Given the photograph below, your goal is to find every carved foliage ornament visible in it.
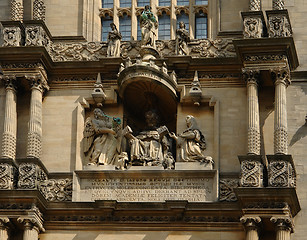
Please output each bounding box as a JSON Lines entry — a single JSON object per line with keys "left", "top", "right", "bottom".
{"left": 271, "top": 67, "right": 290, "bottom": 87}
{"left": 240, "top": 160, "right": 263, "bottom": 187}
{"left": 240, "top": 216, "right": 261, "bottom": 231}
{"left": 243, "top": 17, "right": 263, "bottom": 38}
{"left": 219, "top": 178, "right": 239, "bottom": 202}
{"left": 39, "top": 179, "right": 72, "bottom": 202}
{"left": 270, "top": 216, "right": 294, "bottom": 232}
{"left": 17, "top": 163, "right": 47, "bottom": 189}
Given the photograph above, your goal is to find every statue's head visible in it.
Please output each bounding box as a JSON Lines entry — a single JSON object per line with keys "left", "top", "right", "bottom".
{"left": 110, "top": 23, "right": 117, "bottom": 30}
{"left": 179, "top": 21, "right": 185, "bottom": 29}
{"left": 186, "top": 115, "right": 197, "bottom": 129}
{"left": 144, "top": 5, "right": 150, "bottom": 11}
{"left": 94, "top": 108, "right": 105, "bottom": 120}
{"left": 145, "top": 110, "right": 159, "bottom": 128}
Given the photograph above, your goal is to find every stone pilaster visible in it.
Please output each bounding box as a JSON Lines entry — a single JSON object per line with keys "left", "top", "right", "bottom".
{"left": 0, "top": 217, "right": 10, "bottom": 240}
{"left": 33, "top": 0, "right": 46, "bottom": 21}
{"left": 249, "top": 0, "right": 261, "bottom": 11}
{"left": 270, "top": 216, "right": 293, "bottom": 240}
{"left": 1, "top": 75, "right": 17, "bottom": 160}
{"left": 239, "top": 156, "right": 264, "bottom": 187}
{"left": 243, "top": 69, "right": 260, "bottom": 155}
{"left": 240, "top": 216, "right": 261, "bottom": 240}
{"left": 271, "top": 68, "right": 290, "bottom": 155}
{"left": 11, "top": 0, "right": 23, "bottom": 21}
{"left": 26, "top": 75, "right": 49, "bottom": 159}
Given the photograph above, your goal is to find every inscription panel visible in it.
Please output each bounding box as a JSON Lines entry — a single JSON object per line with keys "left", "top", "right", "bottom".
{"left": 79, "top": 177, "right": 213, "bottom": 202}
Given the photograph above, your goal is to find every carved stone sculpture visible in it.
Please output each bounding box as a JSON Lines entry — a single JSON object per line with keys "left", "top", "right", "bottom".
{"left": 170, "top": 115, "right": 213, "bottom": 166}
{"left": 175, "top": 21, "right": 190, "bottom": 55}
{"left": 3, "top": 27, "right": 22, "bottom": 46}
{"left": 140, "top": 5, "right": 158, "bottom": 48}
{"left": 124, "top": 110, "right": 172, "bottom": 167}
{"left": 83, "top": 108, "right": 122, "bottom": 165}
{"left": 107, "top": 23, "right": 122, "bottom": 57}
{"left": 243, "top": 16, "right": 263, "bottom": 38}
{"left": 268, "top": 14, "right": 292, "bottom": 38}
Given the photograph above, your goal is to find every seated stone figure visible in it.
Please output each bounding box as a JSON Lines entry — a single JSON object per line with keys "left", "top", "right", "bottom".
{"left": 124, "top": 110, "right": 172, "bottom": 167}
{"left": 83, "top": 108, "right": 121, "bottom": 165}
{"left": 170, "top": 115, "right": 213, "bottom": 167}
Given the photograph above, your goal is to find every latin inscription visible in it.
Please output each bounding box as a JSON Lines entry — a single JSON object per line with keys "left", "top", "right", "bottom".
{"left": 80, "top": 178, "right": 213, "bottom": 202}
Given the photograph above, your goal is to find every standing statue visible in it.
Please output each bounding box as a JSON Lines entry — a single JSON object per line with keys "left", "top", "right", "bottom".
{"left": 107, "top": 23, "right": 122, "bottom": 57}
{"left": 170, "top": 115, "right": 213, "bottom": 166}
{"left": 140, "top": 5, "right": 158, "bottom": 48}
{"left": 175, "top": 21, "right": 190, "bottom": 55}
{"left": 123, "top": 110, "right": 173, "bottom": 167}
{"left": 83, "top": 108, "right": 122, "bottom": 165}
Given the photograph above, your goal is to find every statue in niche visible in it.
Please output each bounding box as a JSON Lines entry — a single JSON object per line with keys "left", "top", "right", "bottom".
{"left": 175, "top": 21, "right": 190, "bottom": 55}
{"left": 170, "top": 115, "right": 213, "bottom": 167}
{"left": 123, "top": 110, "right": 174, "bottom": 167}
{"left": 107, "top": 23, "right": 122, "bottom": 57}
{"left": 140, "top": 5, "right": 158, "bottom": 48}
{"left": 83, "top": 108, "right": 122, "bottom": 165}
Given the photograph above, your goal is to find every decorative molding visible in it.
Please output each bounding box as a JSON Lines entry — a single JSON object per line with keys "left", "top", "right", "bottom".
{"left": 240, "top": 216, "right": 261, "bottom": 231}
{"left": 135, "top": 7, "right": 145, "bottom": 16}
{"left": 33, "top": 0, "right": 46, "bottom": 21}
{"left": 99, "top": 8, "right": 114, "bottom": 18}
{"left": 175, "top": 6, "right": 189, "bottom": 15}
{"left": 266, "top": 10, "right": 292, "bottom": 38}
{"left": 25, "top": 25, "right": 51, "bottom": 49}
{"left": 0, "top": 163, "right": 17, "bottom": 190}
{"left": 193, "top": 6, "right": 208, "bottom": 14}
{"left": 2, "top": 27, "right": 22, "bottom": 46}
{"left": 26, "top": 74, "right": 49, "bottom": 92}
{"left": 117, "top": 8, "right": 132, "bottom": 17}
{"left": 39, "top": 178, "right": 72, "bottom": 202}
{"left": 271, "top": 67, "right": 290, "bottom": 86}
{"left": 219, "top": 178, "right": 239, "bottom": 202}
{"left": 243, "top": 16, "right": 263, "bottom": 38}
{"left": 190, "top": 39, "right": 235, "bottom": 57}
{"left": 156, "top": 6, "right": 171, "bottom": 16}
{"left": 17, "top": 163, "right": 48, "bottom": 189}
{"left": 244, "top": 54, "right": 286, "bottom": 62}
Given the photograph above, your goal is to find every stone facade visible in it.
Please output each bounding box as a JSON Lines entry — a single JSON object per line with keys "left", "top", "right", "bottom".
{"left": 0, "top": 0, "right": 305, "bottom": 240}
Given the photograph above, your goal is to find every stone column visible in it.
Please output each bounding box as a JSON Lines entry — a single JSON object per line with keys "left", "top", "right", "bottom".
{"left": 0, "top": 217, "right": 10, "bottom": 240}
{"left": 243, "top": 69, "right": 260, "bottom": 155}
{"left": 26, "top": 75, "right": 49, "bottom": 159}
{"left": 271, "top": 68, "right": 290, "bottom": 155}
{"left": 11, "top": 0, "right": 24, "bottom": 21}
{"left": 1, "top": 76, "right": 17, "bottom": 159}
{"left": 249, "top": 0, "right": 261, "bottom": 11}
{"left": 240, "top": 216, "right": 261, "bottom": 240}
{"left": 23, "top": 220, "right": 39, "bottom": 240}
{"left": 273, "top": 0, "right": 284, "bottom": 10}
{"left": 271, "top": 216, "right": 293, "bottom": 240}
{"left": 33, "top": 0, "right": 46, "bottom": 21}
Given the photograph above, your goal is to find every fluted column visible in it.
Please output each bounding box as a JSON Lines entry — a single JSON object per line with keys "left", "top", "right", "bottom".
{"left": 240, "top": 216, "right": 261, "bottom": 240}
{"left": 26, "top": 75, "right": 49, "bottom": 159}
{"left": 271, "top": 68, "right": 290, "bottom": 155}
{"left": 271, "top": 216, "right": 293, "bottom": 240}
{"left": 243, "top": 69, "right": 260, "bottom": 155}
{"left": 273, "top": 0, "right": 284, "bottom": 10}
{"left": 23, "top": 220, "right": 39, "bottom": 240}
{"left": 249, "top": 0, "right": 261, "bottom": 11}
{"left": 11, "top": 0, "right": 23, "bottom": 21}
{"left": 1, "top": 75, "right": 17, "bottom": 159}
{"left": 0, "top": 217, "right": 10, "bottom": 240}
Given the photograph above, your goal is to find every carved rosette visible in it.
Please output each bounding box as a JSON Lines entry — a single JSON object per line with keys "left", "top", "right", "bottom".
{"left": 33, "top": 0, "right": 46, "bottom": 21}
{"left": 17, "top": 163, "right": 47, "bottom": 189}
{"left": 249, "top": 0, "right": 261, "bottom": 11}
{"left": 268, "top": 159, "right": 295, "bottom": 188}
{"left": 219, "top": 178, "right": 239, "bottom": 202}
{"left": 11, "top": 0, "right": 23, "bottom": 21}
{"left": 239, "top": 156, "right": 263, "bottom": 187}
{"left": 270, "top": 216, "right": 293, "bottom": 239}
{"left": 39, "top": 179, "right": 72, "bottom": 202}
{"left": 0, "top": 163, "right": 17, "bottom": 189}
{"left": 25, "top": 25, "right": 51, "bottom": 50}
{"left": 266, "top": 10, "right": 292, "bottom": 38}
{"left": 271, "top": 68, "right": 290, "bottom": 155}
{"left": 2, "top": 27, "right": 22, "bottom": 46}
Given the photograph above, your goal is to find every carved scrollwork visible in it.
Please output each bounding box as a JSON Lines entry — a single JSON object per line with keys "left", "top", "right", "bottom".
{"left": 25, "top": 26, "right": 51, "bottom": 49}
{"left": 219, "top": 178, "right": 239, "bottom": 202}
{"left": 0, "top": 163, "right": 17, "bottom": 189}
{"left": 240, "top": 160, "right": 263, "bottom": 187}
{"left": 191, "top": 39, "right": 235, "bottom": 58}
{"left": 99, "top": 8, "right": 114, "bottom": 18}
{"left": 3, "top": 27, "right": 22, "bottom": 46}
{"left": 17, "top": 163, "right": 48, "bottom": 189}
{"left": 270, "top": 216, "right": 294, "bottom": 232}
{"left": 268, "top": 160, "right": 296, "bottom": 187}
{"left": 156, "top": 6, "right": 171, "bottom": 16}
{"left": 117, "top": 8, "right": 132, "bottom": 17}
{"left": 240, "top": 216, "right": 261, "bottom": 231}
{"left": 39, "top": 179, "right": 72, "bottom": 202}
{"left": 243, "top": 16, "right": 263, "bottom": 38}
{"left": 268, "top": 15, "right": 292, "bottom": 38}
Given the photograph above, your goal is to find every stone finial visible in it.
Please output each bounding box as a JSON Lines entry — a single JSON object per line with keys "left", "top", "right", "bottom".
{"left": 189, "top": 71, "right": 202, "bottom": 97}
{"left": 92, "top": 73, "right": 106, "bottom": 106}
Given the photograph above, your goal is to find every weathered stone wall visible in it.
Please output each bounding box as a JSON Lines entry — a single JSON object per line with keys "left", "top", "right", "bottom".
{"left": 0, "top": 0, "right": 10, "bottom": 21}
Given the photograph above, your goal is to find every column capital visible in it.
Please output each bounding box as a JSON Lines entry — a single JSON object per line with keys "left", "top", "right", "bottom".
{"left": 240, "top": 216, "right": 261, "bottom": 231}
{"left": 25, "top": 74, "right": 49, "bottom": 93}
{"left": 270, "top": 67, "right": 290, "bottom": 86}
{"left": 270, "top": 216, "right": 294, "bottom": 233}
{"left": 242, "top": 68, "right": 260, "bottom": 85}
{"left": 0, "top": 75, "right": 17, "bottom": 91}
{"left": 17, "top": 209, "right": 45, "bottom": 233}
{"left": 0, "top": 217, "right": 9, "bottom": 228}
